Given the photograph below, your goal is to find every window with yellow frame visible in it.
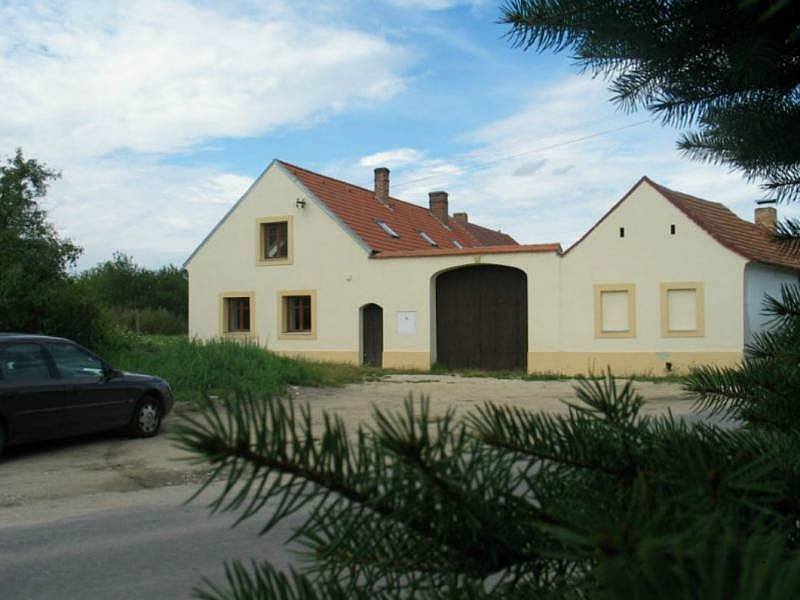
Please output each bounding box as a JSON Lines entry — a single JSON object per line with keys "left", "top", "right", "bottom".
{"left": 594, "top": 284, "right": 636, "bottom": 338}
{"left": 661, "top": 282, "right": 704, "bottom": 337}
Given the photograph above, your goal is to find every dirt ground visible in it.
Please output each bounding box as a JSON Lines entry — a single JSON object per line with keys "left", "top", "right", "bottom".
{"left": 0, "top": 375, "right": 689, "bottom": 527}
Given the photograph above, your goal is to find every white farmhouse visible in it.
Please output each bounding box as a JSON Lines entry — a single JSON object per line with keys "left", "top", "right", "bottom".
{"left": 184, "top": 160, "right": 799, "bottom": 375}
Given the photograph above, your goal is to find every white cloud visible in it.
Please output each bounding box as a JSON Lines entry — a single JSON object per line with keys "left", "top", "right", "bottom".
{"left": 386, "top": 0, "right": 483, "bottom": 10}
{"left": 0, "top": 0, "right": 408, "bottom": 159}
{"left": 1, "top": 0, "right": 411, "bottom": 268}
{"left": 46, "top": 159, "right": 253, "bottom": 269}
{"left": 359, "top": 148, "right": 425, "bottom": 168}
{"left": 344, "top": 76, "right": 800, "bottom": 248}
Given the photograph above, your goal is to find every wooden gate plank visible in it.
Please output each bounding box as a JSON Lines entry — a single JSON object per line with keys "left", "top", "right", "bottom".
{"left": 436, "top": 266, "right": 526, "bottom": 370}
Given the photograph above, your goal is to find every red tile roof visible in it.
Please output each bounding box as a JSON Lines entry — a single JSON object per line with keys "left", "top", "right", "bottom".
{"left": 373, "top": 243, "right": 562, "bottom": 259}
{"left": 649, "top": 179, "right": 800, "bottom": 270}
{"left": 278, "top": 161, "right": 521, "bottom": 255}
{"left": 566, "top": 176, "right": 800, "bottom": 271}
{"left": 464, "top": 222, "right": 518, "bottom": 246}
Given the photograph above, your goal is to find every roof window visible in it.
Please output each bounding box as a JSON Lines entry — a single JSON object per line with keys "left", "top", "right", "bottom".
{"left": 377, "top": 221, "right": 399, "bottom": 238}
{"left": 418, "top": 231, "right": 437, "bottom": 246}
{"left": 452, "top": 240, "right": 463, "bottom": 249}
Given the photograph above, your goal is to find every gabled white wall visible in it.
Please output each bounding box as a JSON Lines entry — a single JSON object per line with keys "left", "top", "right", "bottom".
{"left": 187, "top": 172, "right": 757, "bottom": 375}
{"left": 186, "top": 163, "right": 562, "bottom": 369}
{"left": 551, "top": 180, "right": 748, "bottom": 374}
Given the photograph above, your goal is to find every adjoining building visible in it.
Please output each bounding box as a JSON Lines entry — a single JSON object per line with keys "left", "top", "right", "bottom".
{"left": 184, "top": 160, "right": 799, "bottom": 375}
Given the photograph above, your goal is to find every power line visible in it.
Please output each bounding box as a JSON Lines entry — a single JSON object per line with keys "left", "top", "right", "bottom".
{"left": 391, "top": 118, "right": 654, "bottom": 192}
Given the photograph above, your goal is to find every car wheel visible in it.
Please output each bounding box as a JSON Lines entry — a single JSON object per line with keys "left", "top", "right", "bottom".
{"left": 129, "top": 396, "right": 162, "bottom": 438}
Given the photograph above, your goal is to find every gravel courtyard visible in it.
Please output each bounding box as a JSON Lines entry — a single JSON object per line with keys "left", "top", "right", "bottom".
{"left": 0, "top": 374, "right": 690, "bottom": 526}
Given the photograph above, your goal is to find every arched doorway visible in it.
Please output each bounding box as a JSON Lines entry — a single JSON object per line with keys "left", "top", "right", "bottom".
{"left": 435, "top": 265, "right": 527, "bottom": 371}
{"left": 361, "top": 303, "right": 383, "bottom": 367}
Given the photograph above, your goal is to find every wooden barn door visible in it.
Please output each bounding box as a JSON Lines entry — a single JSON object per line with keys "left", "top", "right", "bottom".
{"left": 436, "top": 266, "right": 527, "bottom": 371}
{"left": 362, "top": 304, "right": 383, "bottom": 367}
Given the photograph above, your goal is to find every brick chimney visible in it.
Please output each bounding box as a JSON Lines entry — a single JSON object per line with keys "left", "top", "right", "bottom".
{"left": 429, "top": 191, "right": 448, "bottom": 222}
{"left": 755, "top": 206, "right": 777, "bottom": 232}
{"left": 452, "top": 212, "right": 468, "bottom": 226}
{"left": 374, "top": 167, "right": 389, "bottom": 204}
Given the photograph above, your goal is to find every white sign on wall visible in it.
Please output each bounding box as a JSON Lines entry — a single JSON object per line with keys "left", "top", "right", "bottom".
{"left": 397, "top": 311, "right": 417, "bottom": 335}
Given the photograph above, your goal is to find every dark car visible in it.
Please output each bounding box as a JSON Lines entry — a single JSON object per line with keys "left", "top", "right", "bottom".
{"left": 0, "top": 334, "right": 173, "bottom": 456}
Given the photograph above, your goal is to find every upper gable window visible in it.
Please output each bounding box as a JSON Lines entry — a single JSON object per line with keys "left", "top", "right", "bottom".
{"left": 377, "top": 221, "right": 399, "bottom": 238}
{"left": 452, "top": 240, "right": 463, "bottom": 249}
{"left": 418, "top": 231, "right": 437, "bottom": 246}
{"left": 257, "top": 217, "right": 292, "bottom": 266}
{"left": 263, "top": 222, "right": 288, "bottom": 259}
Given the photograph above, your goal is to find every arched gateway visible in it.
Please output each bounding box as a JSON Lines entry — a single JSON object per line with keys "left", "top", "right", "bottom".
{"left": 435, "top": 265, "right": 528, "bottom": 371}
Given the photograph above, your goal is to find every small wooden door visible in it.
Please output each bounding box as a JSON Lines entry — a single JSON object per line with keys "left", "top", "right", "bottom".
{"left": 362, "top": 304, "right": 383, "bottom": 367}
{"left": 436, "top": 265, "right": 527, "bottom": 371}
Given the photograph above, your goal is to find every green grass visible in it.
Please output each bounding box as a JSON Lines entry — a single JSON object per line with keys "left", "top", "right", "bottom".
{"left": 105, "top": 335, "right": 386, "bottom": 402}
{"left": 102, "top": 336, "right": 683, "bottom": 403}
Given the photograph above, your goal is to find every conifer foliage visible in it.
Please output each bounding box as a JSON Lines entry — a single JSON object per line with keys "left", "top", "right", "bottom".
{"left": 173, "top": 1, "right": 800, "bottom": 596}
{"left": 175, "top": 313, "right": 800, "bottom": 598}
{"left": 501, "top": 0, "right": 800, "bottom": 202}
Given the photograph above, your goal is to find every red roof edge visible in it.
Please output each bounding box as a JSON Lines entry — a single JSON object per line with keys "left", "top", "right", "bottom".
{"left": 563, "top": 176, "right": 650, "bottom": 254}
{"left": 372, "top": 243, "right": 562, "bottom": 259}
{"left": 645, "top": 178, "right": 755, "bottom": 262}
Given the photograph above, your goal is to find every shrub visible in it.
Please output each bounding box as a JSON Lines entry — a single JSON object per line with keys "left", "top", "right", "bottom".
{"left": 108, "top": 307, "right": 187, "bottom": 335}
{"left": 105, "top": 336, "right": 381, "bottom": 402}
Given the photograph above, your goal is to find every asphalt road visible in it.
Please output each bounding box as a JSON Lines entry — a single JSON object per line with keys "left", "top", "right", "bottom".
{"left": 0, "top": 484, "right": 297, "bottom": 600}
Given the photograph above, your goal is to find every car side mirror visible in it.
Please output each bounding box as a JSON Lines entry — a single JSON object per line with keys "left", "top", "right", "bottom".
{"left": 104, "top": 365, "right": 122, "bottom": 379}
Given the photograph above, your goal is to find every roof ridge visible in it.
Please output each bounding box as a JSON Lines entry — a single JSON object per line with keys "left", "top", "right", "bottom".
{"left": 448, "top": 216, "right": 483, "bottom": 245}
{"left": 649, "top": 180, "right": 732, "bottom": 212}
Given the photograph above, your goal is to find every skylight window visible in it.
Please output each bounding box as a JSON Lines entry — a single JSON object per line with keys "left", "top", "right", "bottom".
{"left": 418, "top": 231, "right": 437, "bottom": 246}
{"left": 452, "top": 240, "right": 463, "bottom": 248}
{"left": 377, "top": 221, "right": 399, "bottom": 238}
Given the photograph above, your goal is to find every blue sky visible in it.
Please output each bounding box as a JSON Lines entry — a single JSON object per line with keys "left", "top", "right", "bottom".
{"left": 2, "top": 0, "right": 793, "bottom": 268}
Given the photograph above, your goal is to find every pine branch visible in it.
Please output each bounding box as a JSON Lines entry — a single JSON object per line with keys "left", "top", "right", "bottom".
{"left": 774, "top": 218, "right": 800, "bottom": 255}
{"left": 762, "top": 283, "right": 800, "bottom": 327}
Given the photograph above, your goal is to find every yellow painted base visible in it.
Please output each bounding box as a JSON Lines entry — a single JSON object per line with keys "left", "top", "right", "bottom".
{"left": 382, "top": 351, "right": 431, "bottom": 371}
{"left": 528, "top": 351, "right": 743, "bottom": 376}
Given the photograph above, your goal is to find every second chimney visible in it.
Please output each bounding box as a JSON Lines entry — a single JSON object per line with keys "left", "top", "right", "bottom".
{"left": 452, "top": 212, "right": 468, "bottom": 226}
{"left": 374, "top": 167, "right": 389, "bottom": 204}
{"left": 755, "top": 206, "right": 777, "bottom": 232}
{"left": 429, "top": 191, "right": 449, "bottom": 222}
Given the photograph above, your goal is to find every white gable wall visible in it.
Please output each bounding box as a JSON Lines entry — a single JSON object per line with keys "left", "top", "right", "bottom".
{"left": 187, "top": 172, "right": 766, "bottom": 376}
{"left": 186, "top": 164, "right": 562, "bottom": 370}
{"left": 543, "top": 181, "right": 749, "bottom": 375}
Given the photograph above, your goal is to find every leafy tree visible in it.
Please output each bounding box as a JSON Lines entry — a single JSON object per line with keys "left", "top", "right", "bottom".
{"left": 500, "top": 0, "right": 800, "bottom": 202}
{"left": 0, "top": 149, "right": 108, "bottom": 347}
{"left": 80, "top": 252, "right": 187, "bottom": 316}
{"left": 79, "top": 252, "right": 188, "bottom": 334}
